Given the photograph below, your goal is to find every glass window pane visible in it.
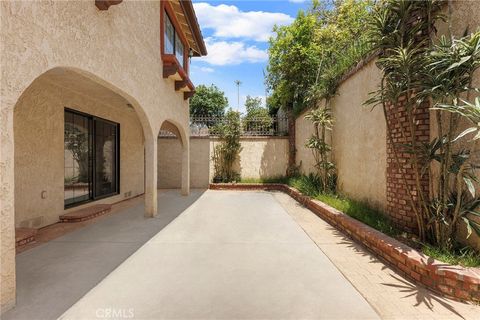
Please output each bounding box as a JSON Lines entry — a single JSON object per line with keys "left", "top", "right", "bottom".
{"left": 94, "top": 119, "right": 118, "bottom": 198}
{"left": 64, "top": 111, "right": 91, "bottom": 206}
{"left": 164, "top": 12, "right": 174, "bottom": 54}
{"left": 175, "top": 33, "right": 184, "bottom": 67}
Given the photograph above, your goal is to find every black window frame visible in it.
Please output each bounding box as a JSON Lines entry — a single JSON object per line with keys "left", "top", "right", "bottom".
{"left": 64, "top": 108, "right": 120, "bottom": 209}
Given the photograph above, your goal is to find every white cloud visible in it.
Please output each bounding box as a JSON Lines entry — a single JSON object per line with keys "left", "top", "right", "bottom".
{"left": 199, "top": 38, "right": 267, "bottom": 66}
{"left": 199, "top": 66, "right": 215, "bottom": 73}
{"left": 193, "top": 2, "right": 294, "bottom": 42}
{"left": 289, "top": 0, "right": 307, "bottom": 3}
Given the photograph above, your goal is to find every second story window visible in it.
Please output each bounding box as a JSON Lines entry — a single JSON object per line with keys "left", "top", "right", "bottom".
{"left": 163, "top": 10, "right": 185, "bottom": 68}
{"left": 175, "top": 36, "right": 184, "bottom": 66}
{"left": 164, "top": 13, "right": 175, "bottom": 54}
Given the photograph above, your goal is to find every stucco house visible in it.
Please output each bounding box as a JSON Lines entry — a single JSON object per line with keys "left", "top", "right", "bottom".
{"left": 0, "top": 0, "right": 206, "bottom": 312}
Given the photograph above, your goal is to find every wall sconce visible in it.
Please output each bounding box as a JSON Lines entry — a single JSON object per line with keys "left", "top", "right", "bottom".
{"left": 189, "top": 48, "right": 194, "bottom": 62}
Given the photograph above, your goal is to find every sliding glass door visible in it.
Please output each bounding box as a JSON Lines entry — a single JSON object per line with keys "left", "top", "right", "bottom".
{"left": 94, "top": 119, "right": 119, "bottom": 198}
{"left": 64, "top": 109, "right": 120, "bottom": 207}
{"left": 64, "top": 111, "right": 92, "bottom": 206}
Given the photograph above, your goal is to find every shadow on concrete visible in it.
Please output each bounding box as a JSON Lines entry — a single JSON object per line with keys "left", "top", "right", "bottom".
{"left": 322, "top": 219, "right": 466, "bottom": 317}
{"left": 4, "top": 189, "right": 206, "bottom": 320}
{"left": 382, "top": 274, "right": 466, "bottom": 319}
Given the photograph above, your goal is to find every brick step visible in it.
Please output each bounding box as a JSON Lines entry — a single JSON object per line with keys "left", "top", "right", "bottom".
{"left": 16, "top": 228, "right": 37, "bottom": 248}
{"left": 60, "top": 204, "right": 112, "bottom": 223}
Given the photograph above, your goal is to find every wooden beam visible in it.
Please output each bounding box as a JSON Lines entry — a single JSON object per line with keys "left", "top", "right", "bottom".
{"left": 95, "top": 0, "right": 122, "bottom": 10}
{"left": 163, "top": 64, "right": 178, "bottom": 79}
{"left": 184, "top": 91, "right": 195, "bottom": 100}
{"left": 175, "top": 80, "right": 188, "bottom": 91}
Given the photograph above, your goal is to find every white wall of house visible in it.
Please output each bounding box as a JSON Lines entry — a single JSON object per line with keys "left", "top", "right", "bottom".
{"left": 1, "top": 1, "right": 192, "bottom": 311}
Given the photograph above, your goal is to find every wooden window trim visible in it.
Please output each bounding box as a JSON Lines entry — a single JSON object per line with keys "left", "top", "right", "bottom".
{"left": 161, "top": 1, "right": 189, "bottom": 74}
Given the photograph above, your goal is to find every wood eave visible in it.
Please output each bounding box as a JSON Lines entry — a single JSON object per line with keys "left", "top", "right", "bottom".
{"left": 162, "top": 54, "right": 195, "bottom": 99}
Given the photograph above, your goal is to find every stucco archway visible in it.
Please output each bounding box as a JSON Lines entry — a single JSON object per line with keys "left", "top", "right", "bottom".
{"left": 12, "top": 66, "right": 159, "bottom": 221}
{"left": 6, "top": 67, "right": 163, "bottom": 307}
{"left": 158, "top": 119, "right": 190, "bottom": 196}
{"left": 1, "top": 67, "right": 161, "bottom": 309}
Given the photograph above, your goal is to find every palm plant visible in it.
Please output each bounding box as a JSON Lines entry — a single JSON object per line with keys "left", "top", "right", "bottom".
{"left": 426, "top": 32, "right": 480, "bottom": 247}
{"left": 305, "top": 107, "right": 336, "bottom": 192}
{"left": 365, "top": 0, "right": 480, "bottom": 250}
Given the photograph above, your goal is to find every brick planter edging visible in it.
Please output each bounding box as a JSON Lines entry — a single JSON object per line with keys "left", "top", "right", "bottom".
{"left": 210, "top": 183, "right": 480, "bottom": 302}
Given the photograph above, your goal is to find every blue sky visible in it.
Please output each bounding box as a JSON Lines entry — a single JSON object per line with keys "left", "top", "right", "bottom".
{"left": 190, "top": 0, "right": 310, "bottom": 113}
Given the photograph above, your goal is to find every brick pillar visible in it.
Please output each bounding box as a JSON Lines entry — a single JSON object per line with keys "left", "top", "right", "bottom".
{"left": 385, "top": 97, "right": 430, "bottom": 233}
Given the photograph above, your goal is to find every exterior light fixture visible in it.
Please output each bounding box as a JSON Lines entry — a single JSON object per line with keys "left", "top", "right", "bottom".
{"left": 189, "top": 48, "right": 194, "bottom": 62}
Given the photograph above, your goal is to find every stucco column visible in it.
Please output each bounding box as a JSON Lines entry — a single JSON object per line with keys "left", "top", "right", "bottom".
{"left": 181, "top": 139, "right": 190, "bottom": 196}
{"left": 144, "top": 136, "right": 158, "bottom": 217}
{"left": 0, "top": 105, "right": 16, "bottom": 313}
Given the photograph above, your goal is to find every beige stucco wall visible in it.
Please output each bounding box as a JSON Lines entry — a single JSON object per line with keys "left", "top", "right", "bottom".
{"left": 158, "top": 137, "right": 289, "bottom": 188}
{"left": 295, "top": 100, "right": 328, "bottom": 176}
{"left": 158, "top": 138, "right": 183, "bottom": 188}
{"left": 295, "top": 59, "right": 386, "bottom": 210}
{"left": 237, "top": 137, "right": 289, "bottom": 180}
{"left": 1, "top": 0, "right": 191, "bottom": 311}
{"left": 190, "top": 138, "right": 213, "bottom": 188}
{"left": 295, "top": 112, "right": 315, "bottom": 176}
{"left": 14, "top": 79, "right": 145, "bottom": 228}
{"left": 332, "top": 59, "right": 386, "bottom": 210}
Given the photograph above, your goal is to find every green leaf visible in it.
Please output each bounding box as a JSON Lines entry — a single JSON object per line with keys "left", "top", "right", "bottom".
{"left": 462, "top": 217, "right": 473, "bottom": 238}
{"left": 454, "top": 127, "right": 478, "bottom": 141}
{"left": 464, "top": 177, "right": 476, "bottom": 198}
{"left": 446, "top": 55, "right": 472, "bottom": 72}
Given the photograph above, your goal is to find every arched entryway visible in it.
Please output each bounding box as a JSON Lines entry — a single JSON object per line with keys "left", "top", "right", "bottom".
{"left": 13, "top": 67, "right": 158, "bottom": 230}
{"left": 157, "top": 120, "right": 190, "bottom": 196}
{"left": 2, "top": 65, "right": 162, "bottom": 311}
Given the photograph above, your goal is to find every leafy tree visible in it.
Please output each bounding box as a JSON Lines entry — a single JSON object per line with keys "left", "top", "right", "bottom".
{"left": 267, "top": 10, "right": 320, "bottom": 174}
{"left": 243, "top": 96, "right": 273, "bottom": 134}
{"left": 244, "top": 95, "right": 263, "bottom": 112}
{"left": 190, "top": 84, "right": 228, "bottom": 118}
{"left": 267, "top": 10, "right": 320, "bottom": 114}
{"left": 266, "top": 0, "right": 373, "bottom": 175}
{"left": 266, "top": 0, "right": 373, "bottom": 115}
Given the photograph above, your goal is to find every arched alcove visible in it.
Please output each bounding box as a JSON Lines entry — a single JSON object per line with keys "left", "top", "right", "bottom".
{"left": 157, "top": 120, "right": 190, "bottom": 195}
{"left": 13, "top": 67, "right": 153, "bottom": 228}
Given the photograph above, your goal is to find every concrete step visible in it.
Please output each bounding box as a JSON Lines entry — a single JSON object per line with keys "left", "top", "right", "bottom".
{"left": 16, "top": 228, "right": 37, "bottom": 248}
{"left": 60, "top": 204, "right": 112, "bottom": 223}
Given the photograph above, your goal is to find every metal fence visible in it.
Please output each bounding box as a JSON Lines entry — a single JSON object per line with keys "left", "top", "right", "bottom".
{"left": 189, "top": 115, "right": 288, "bottom": 137}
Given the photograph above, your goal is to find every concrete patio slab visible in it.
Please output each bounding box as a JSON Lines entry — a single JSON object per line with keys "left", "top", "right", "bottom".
{"left": 59, "top": 190, "right": 379, "bottom": 319}
{"left": 272, "top": 191, "right": 480, "bottom": 320}
{"left": 3, "top": 190, "right": 205, "bottom": 320}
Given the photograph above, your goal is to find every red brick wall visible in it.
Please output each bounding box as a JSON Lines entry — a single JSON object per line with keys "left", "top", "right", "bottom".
{"left": 385, "top": 97, "right": 430, "bottom": 233}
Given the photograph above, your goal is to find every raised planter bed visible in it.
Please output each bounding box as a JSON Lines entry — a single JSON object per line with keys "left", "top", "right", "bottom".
{"left": 210, "top": 183, "right": 480, "bottom": 303}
